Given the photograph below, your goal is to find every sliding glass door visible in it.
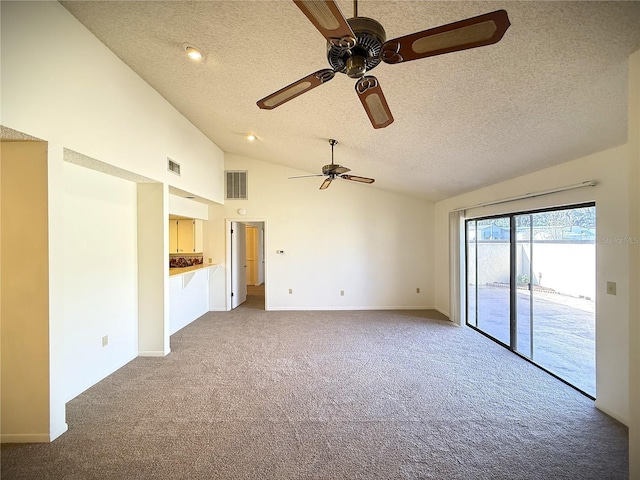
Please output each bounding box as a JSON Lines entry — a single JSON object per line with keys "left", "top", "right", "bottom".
{"left": 467, "top": 217, "right": 511, "bottom": 346}
{"left": 466, "top": 204, "right": 596, "bottom": 396}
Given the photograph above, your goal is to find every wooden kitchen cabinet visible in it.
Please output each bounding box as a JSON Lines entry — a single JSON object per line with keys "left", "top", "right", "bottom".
{"left": 169, "top": 218, "right": 203, "bottom": 253}
{"left": 193, "top": 219, "right": 203, "bottom": 253}
{"left": 169, "top": 219, "right": 178, "bottom": 253}
{"left": 177, "top": 219, "right": 194, "bottom": 253}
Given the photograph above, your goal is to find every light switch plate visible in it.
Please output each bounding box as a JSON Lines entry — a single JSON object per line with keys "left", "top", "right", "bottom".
{"left": 606, "top": 281, "right": 617, "bottom": 295}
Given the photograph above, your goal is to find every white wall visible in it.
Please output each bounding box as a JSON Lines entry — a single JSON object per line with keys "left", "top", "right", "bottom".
{"left": 0, "top": 1, "right": 224, "bottom": 203}
{"left": 169, "top": 269, "right": 210, "bottom": 335}
{"left": 434, "top": 144, "right": 630, "bottom": 424}
{"left": 208, "top": 153, "right": 435, "bottom": 311}
{"left": 169, "top": 194, "right": 209, "bottom": 220}
{"left": 62, "top": 162, "right": 138, "bottom": 401}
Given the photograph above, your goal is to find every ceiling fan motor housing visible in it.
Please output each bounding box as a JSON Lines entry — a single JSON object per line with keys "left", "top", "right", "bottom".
{"left": 327, "top": 17, "right": 386, "bottom": 79}
{"left": 322, "top": 164, "right": 337, "bottom": 176}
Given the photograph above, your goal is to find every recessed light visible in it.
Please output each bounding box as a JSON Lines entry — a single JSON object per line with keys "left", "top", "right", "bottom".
{"left": 183, "top": 44, "right": 204, "bottom": 61}
{"left": 245, "top": 133, "right": 257, "bottom": 142}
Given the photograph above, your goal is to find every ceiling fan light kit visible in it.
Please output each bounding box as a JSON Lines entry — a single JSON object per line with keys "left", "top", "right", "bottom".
{"left": 289, "top": 139, "right": 375, "bottom": 190}
{"left": 257, "top": 0, "right": 510, "bottom": 129}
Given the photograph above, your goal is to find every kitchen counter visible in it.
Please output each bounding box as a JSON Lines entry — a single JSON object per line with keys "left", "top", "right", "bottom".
{"left": 169, "top": 263, "right": 219, "bottom": 276}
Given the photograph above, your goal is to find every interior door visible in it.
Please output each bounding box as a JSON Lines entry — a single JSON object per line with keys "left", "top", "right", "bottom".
{"left": 257, "top": 227, "right": 265, "bottom": 285}
{"left": 231, "top": 221, "right": 247, "bottom": 308}
{"left": 246, "top": 226, "right": 257, "bottom": 286}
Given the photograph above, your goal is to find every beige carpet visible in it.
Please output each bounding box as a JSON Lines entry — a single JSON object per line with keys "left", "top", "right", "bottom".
{"left": 1, "top": 288, "right": 628, "bottom": 479}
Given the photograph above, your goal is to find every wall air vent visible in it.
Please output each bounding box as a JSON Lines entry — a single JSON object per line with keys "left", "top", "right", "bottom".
{"left": 225, "top": 170, "right": 248, "bottom": 200}
{"left": 168, "top": 158, "right": 181, "bottom": 176}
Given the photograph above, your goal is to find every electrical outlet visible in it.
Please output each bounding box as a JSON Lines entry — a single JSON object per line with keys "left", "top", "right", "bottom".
{"left": 208, "top": 257, "right": 212, "bottom": 264}
{"left": 606, "top": 281, "right": 617, "bottom": 295}
{"left": 288, "top": 288, "right": 293, "bottom": 294}
{"left": 416, "top": 288, "right": 420, "bottom": 293}
{"left": 340, "top": 290, "right": 344, "bottom": 296}
{"left": 102, "top": 335, "right": 108, "bottom": 347}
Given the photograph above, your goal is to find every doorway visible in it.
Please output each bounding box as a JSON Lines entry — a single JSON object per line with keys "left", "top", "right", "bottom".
{"left": 228, "top": 220, "right": 266, "bottom": 310}
{"left": 466, "top": 204, "right": 596, "bottom": 396}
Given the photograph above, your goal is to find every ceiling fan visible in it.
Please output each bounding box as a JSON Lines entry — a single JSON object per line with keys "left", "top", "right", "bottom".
{"left": 257, "top": 1, "right": 510, "bottom": 129}
{"left": 289, "top": 139, "right": 374, "bottom": 190}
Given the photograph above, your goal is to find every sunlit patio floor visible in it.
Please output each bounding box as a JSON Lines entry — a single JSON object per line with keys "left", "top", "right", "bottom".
{"left": 468, "top": 285, "right": 595, "bottom": 396}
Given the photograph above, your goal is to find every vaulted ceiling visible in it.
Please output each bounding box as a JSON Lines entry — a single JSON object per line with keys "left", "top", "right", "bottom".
{"left": 61, "top": 1, "right": 640, "bottom": 201}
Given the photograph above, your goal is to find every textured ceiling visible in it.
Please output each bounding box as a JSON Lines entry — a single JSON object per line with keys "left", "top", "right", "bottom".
{"left": 60, "top": 1, "right": 640, "bottom": 202}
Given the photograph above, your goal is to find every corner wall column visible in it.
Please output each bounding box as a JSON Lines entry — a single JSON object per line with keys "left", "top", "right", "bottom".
{"left": 137, "top": 183, "right": 170, "bottom": 356}
{"left": 1, "top": 141, "right": 53, "bottom": 442}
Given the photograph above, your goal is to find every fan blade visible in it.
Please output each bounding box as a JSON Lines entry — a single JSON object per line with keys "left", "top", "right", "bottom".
{"left": 319, "top": 177, "right": 333, "bottom": 190}
{"left": 293, "top": 0, "right": 356, "bottom": 50}
{"left": 341, "top": 174, "right": 375, "bottom": 184}
{"left": 289, "top": 174, "right": 324, "bottom": 179}
{"left": 333, "top": 166, "right": 350, "bottom": 174}
{"left": 381, "top": 10, "right": 510, "bottom": 64}
{"left": 257, "top": 69, "right": 335, "bottom": 110}
{"left": 355, "top": 76, "right": 394, "bottom": 129}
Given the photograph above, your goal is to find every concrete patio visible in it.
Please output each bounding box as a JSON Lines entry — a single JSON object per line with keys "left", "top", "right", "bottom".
{"left": 467, "top": 284, "right": 595, "bottom": 396}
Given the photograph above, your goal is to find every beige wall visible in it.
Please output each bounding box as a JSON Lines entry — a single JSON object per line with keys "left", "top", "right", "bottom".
{"left": 1, "top": 141, "right": 51, "bottom": 442}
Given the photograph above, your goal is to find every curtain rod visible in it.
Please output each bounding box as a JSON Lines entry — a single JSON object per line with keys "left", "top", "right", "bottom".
{"left": 454, "top": 180, "right": 596, "bottom": 212}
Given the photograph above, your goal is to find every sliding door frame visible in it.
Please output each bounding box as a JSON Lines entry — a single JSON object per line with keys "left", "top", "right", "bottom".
{"left": 464, "top": 201, "right": 596, "bottom": 398}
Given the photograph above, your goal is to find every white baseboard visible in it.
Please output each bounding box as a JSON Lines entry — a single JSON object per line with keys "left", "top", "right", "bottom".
{"left": 2, "top": 433, "right": 52, "bottom": 443}
{"left": 138, "top": 350, "right": 169, "bottom": 357}
{"left": 50, "top": 423, "right": 69, "bottom": 441}
{"left": 271, "top": 306, "right": 437, "bottom": 311}
{"left": 1, "top": 422, "right": 68, "bottom": 442}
